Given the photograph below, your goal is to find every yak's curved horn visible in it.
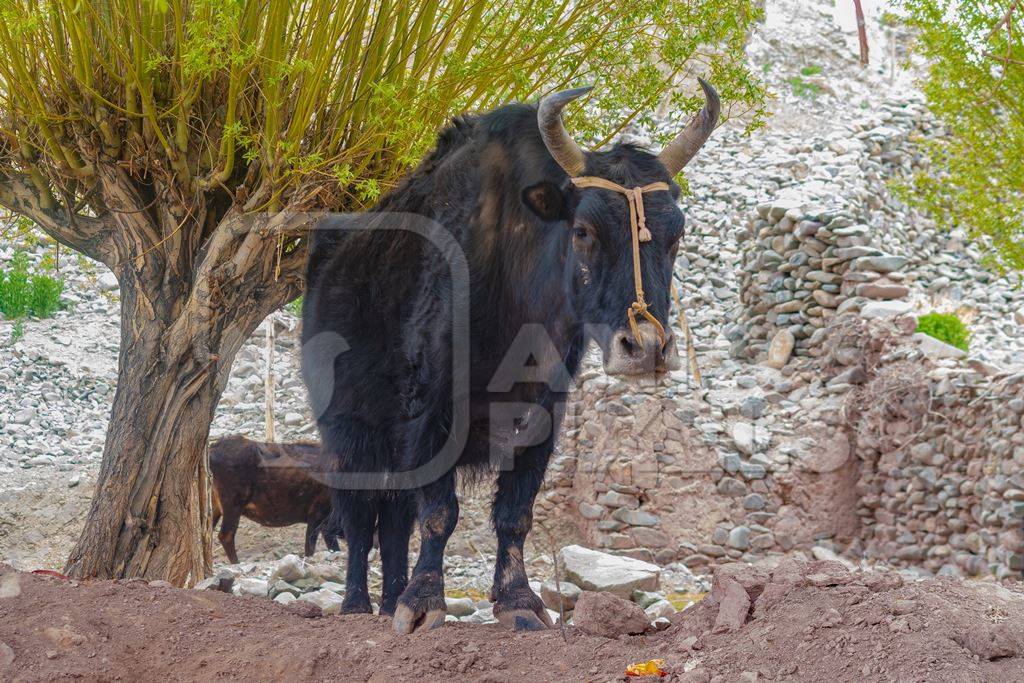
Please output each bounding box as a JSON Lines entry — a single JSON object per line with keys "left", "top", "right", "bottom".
{"left": 657, "top": 78, "right": 721, "bottom": 176}
{"left": 537, "top": 86, "right": 592, "bottom": 176}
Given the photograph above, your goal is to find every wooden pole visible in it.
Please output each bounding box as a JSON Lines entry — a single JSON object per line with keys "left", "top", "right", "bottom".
{"left": 264, "top": 316, "right": 276, "bottom": 442}
{"left": 854, "top": 0, "right": 870, "bottom": 66}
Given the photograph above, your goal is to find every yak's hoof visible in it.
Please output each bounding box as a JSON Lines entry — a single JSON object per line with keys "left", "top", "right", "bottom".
{"left": 393, "top": 603, "right": 446, "bottom": 634}
{"left": 340, "top": 595, "right": 373, "bottom": 615}
{"left": 494, "top": 588, "right": 553, "bottom": 632}
{"left": 392, "top": 572, "right": 445, "bottom": 634}
{"left": 378, "top": 597, "right": 400, "bottom": 617}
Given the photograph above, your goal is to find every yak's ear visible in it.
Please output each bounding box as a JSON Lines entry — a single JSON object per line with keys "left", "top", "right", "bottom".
{"left": 521, "top": 181, "right": 573, "bottom": 222}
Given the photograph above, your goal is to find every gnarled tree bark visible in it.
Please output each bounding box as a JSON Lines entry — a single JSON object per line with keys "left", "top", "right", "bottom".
{"left": 2, "top": 163, "right": 308, "bottom": 585}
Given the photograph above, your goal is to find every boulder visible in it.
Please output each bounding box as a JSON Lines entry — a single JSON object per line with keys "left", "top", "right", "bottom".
{"left": 269, "top": 554, "right": 310, "bottom": 584}
{"left": 540, "top": 581, "right": 583, "bottom": 611}
{"left": 860, "top": 300, "right": 913, "bottom": 320}
{"left": 445, "top": 596, "right": 477, "bottom": 617}
{"left": 97, "top": 271, "right": 119, "bottom": 292}
{"left": 853, "top": 254, "right": 907, "bottom": 273}
{"left": 235, "top": 578, "right": 269, "bottom": 597}
{"left": 644, "top": 599, "right": 676, "bottom": 620}
{"left": 194, "top": 569, "right": 235, "bottom": 593}
{"left": 572, "top": 591, "right": 651, "bottom": 639}
{"left": 631, "top": 589, "right": 665, "bottom": 609}
{"left": 558, "top": 545, "right": 660, "bottom": 598}
{"left": 913, "top": 332, "right": 966, "bottom": 360}
{"left": 855, "top": 282, "right": 910, "bottom": 300}
{"left": 298, "top": 588, "right": 345, "bottom": 615}
{"left": 766, "top": 329, "right": 795, "bottom": 369}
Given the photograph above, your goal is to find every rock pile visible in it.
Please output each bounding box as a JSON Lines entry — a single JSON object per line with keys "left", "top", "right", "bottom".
{"left": 196, "top": 546, "right": 701, "bottom": 631}
{"left": 736, "top": 198, "right": 911, "bottom": 363}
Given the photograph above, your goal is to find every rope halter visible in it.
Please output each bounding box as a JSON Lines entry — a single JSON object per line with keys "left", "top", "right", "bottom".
{"left": 570, "top": 176, "right": 669, "bottom": 349}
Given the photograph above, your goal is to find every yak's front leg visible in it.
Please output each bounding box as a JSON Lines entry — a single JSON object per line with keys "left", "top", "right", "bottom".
{"left": 490, "top": 440, "right": 554, "bottom": 631}
{"left": 392, "top": 471, "right": 459, "bottom": 633}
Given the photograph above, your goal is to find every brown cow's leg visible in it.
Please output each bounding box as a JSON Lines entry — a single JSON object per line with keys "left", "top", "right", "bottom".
{"left": 313, "top": 512, "right": 341, "bottom": 552}
{"left": 211, "top": 489, "right": 222, "bottom": 531}
{"left": 218, "top": 508, "right": 241, "bottom": 565}
{"left": 323, "top": 531, "right": 341, "bottom": 552}
{"left": 304, "top": 522, "right": 319, "bottom": 557}
{"left": 378, "top": 493, "right": 414, "bottom": 615}
{"left": 393, "top": 472, "right": 458, "bottom": 634}
{"left": 489, "top": 442, "right": 553, "bottom": 632}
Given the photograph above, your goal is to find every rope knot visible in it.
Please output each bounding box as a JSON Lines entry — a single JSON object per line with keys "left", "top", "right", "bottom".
{"left": 631, "top": 187, "right": 653, "bottom": 242}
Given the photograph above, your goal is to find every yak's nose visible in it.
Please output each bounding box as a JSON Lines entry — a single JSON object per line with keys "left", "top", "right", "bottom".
{"left": 603, "top": 321, "right": 681, "bottom": 376}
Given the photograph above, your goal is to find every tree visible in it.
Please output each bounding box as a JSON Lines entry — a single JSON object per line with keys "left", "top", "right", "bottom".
{"left": 898, "top": 0, "right": 1024, "bottom": 270}
{"left": 0, "top": 0, "right": 765, "bottom": 585}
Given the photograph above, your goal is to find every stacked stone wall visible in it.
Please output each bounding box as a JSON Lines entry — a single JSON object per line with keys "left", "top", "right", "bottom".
{"left": 848, "top": 354, "right": 1024, "bottom": 578}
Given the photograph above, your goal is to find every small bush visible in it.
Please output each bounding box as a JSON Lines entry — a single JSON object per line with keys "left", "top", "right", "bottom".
{"left": 788, "top": 75, "right": 823, "bottom": 99}
{"left": 916, "top": 312, "right": 970, "bottom": 351}
{"left": 800, "top": 64, "right": 823, "bottom": 76}
{"left": 0, "top": 251, "right": 64, "bottom": 319}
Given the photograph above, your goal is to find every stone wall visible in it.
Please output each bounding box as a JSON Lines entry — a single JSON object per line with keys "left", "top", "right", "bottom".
{"left": 540, "top": 310, "right": 1024, "bottom": 579}
{"left": 847, "top": 345, "right": 1024, "bottom": 579}
{"left": 736, "top": 199, "right": 912, "bottom": 364}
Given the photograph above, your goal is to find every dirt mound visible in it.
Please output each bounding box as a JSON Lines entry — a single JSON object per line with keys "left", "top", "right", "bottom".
{"left": 673, "top": 559, "right": 1024, "bottom": 682}
{"left": 2, "top": 560, "right": 1023, "bottom": 682}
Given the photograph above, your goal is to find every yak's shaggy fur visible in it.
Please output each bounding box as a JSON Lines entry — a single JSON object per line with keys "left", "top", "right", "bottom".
{"left": 302, "top": 101, "right": 686, "bottom": 626}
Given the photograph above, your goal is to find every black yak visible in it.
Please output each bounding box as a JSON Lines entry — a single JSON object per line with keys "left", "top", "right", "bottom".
{"left": 302, "top": 81, "right": 719, "bottom": 631}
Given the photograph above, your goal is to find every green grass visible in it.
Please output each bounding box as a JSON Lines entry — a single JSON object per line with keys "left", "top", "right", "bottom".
{"left": 0, "top": 251, "right": 64, "bottom": 319}
{"left": 9, "top": 319, "right": 24, "bottom": 343}
{"left": 787, "top": 65, "right": 825, "bottom": 99}
{"left": 789, "top": 75, "right": 823, "bottom": 99}
{"left": 667, "top": 590, "right": 707, "bottom": 610}
{"left": 917, "top": 312, "right": 970, "bottom": 351}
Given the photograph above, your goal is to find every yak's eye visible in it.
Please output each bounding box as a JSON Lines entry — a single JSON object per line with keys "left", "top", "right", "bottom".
{"left": 574, "top": 226, "right": 588, "bottom": 239}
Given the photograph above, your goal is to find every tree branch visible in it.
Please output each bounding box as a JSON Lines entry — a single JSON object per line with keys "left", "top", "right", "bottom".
{"left": 985, "top": 1, "right": 1020, "bottom": 43}
{"left": 0, "top": 168, "right": 114, "bottom": 265}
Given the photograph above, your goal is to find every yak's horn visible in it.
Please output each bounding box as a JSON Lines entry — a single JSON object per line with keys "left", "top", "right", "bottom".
{"left": 537, "top": 86, "right": 592, "bottom": 176}
{"left": 657, "top": 78, "right": 721, "bottom": 176}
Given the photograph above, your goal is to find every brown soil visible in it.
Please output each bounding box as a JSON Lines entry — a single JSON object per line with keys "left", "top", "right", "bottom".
{"left": 2, "top": 559, "right": 1023, "bottom": 682}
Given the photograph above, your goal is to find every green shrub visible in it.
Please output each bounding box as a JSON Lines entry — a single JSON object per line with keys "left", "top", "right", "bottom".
{"left": 0, "top": 251, "right": 64, "bottom": 319}
{"left": 788, "top": 75, "right": 823, "bottom": 99}
{"left": 800, "top": 64, "right": 823, "bottom": 76}
{"left": 916, "top": 312, "right": 970, "bottom": 351}
{"left": 29, "top": 272, "right": 64, "bottom": 317}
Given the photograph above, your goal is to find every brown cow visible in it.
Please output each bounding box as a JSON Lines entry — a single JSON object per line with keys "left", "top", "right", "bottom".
{"left": 209, "top": 435, "right": 340, "bottom": 563}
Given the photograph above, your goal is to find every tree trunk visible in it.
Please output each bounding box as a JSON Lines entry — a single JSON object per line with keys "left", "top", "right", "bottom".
{"left": 1, "top": 159, "right": 308, "bottom": 586}
{"left": 854, "top": 0, "right": 870, "bottom": 66}
{"left": 65, "top": 286, "right": 242, "bottom": 584}
{"left": 62, "top": 215, "right": 303, "bottom": 586}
